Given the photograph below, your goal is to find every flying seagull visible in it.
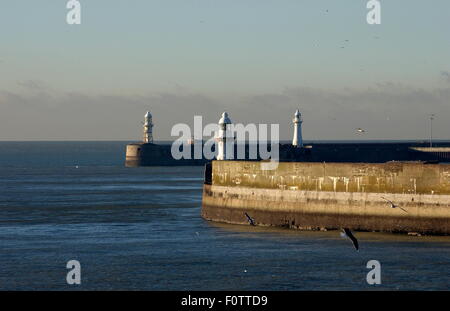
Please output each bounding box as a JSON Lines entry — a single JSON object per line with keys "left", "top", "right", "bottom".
{"left": 381, "top": 197, "right": 408, "bottom": 213}
{"left": 244, "top": 212, "right": 256, "bottom": 226}
{"left": 356, "top": 128, "right": 367, "bottom": 134}
{"left": 342, "top": 228, "right": 359, "bottom": 251}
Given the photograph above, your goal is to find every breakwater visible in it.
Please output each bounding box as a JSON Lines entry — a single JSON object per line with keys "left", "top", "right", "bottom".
{"left": 126, "top": 143, "right": 208, "bottom": 166}
{"left": 201, "top": 161, "right": 450, "bottom": 235}
{"left": 125, "top": 141, "right": 450, "bottom": 167}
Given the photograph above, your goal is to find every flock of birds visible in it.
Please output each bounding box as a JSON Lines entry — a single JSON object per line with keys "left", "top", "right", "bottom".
{"left": 243, "top": 197, "right": 408, "bottom": 251}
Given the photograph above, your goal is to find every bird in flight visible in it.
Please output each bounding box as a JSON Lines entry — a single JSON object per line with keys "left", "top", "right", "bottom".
{"left": 381, "top": 197, "right": 408, "bottom": 213}
{"left": 244, "top": 212, "right": 256, "bottom": 226}
{"left": 341, "top": 228, "right": 359, "bottom": 251}
{"left": 356, "top": 128, "right": 367, "bottom": 134}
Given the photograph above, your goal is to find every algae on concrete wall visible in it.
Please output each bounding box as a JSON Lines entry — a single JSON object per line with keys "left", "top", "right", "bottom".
{"left": 211, "top": 161, "right": 450, "bottom": 195}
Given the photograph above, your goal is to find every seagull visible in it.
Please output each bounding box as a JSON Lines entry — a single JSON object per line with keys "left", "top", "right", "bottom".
{"left": 356, "top": 128, "right": 367, "bottom": 134}
{"left": 342, "top": 228, "right": 359, "bottom": 251}
{"left": 381, "top": 197, "right": 408, "bottom": 213}
{"left": 244, "top": 212, "right": 256, "bottom": 226}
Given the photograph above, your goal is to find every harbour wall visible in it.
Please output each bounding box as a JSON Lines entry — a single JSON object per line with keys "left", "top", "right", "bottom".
{"left": 201, "top": 161, "right": 450, "bottom": 235}
{"left": 126, "top": 143, "right": 208, "bottom": 166}
{"left": 126, "top": 142, "right": 450, "bottom": 167}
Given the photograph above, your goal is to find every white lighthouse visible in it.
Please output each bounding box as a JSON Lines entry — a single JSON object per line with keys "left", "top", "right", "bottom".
{"left": 292, "top": 109, "right": 303, "bottom": 148}
{"left": 143, "top": 111, "right": 154, "bottom": 143}
{"left": 216, "top": 112, "right": 233, "bottom": 160}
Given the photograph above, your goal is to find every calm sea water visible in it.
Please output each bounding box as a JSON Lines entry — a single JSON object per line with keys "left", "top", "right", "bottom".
{"left": 0, "top": 141, "right": 449, "bottom": 290}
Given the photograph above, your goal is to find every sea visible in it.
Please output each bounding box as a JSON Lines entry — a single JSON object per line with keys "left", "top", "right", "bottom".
{"left": 0, "top": 141, "right": 449, "bottom": 290}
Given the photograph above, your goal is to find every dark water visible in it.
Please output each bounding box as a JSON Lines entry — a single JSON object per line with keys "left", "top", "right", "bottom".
{"left": 0, "top": 142, "right": 449, "bottom": 290}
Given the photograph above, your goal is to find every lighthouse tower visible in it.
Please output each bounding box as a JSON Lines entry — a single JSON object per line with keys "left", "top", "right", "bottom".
{"left": 143, "top": 111, "right": 154, "bottom": 143}
{"left": 216, "top": 112, "right": 233, "bottom": 160}
{"left": 292, "top": 109, "right": 303, "bottom": 148}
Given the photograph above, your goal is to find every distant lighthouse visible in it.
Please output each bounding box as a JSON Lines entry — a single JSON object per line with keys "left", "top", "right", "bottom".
{"left": 143, "top": 111, "right": 154, "bottom": 143}
{"left": 292, "top": 109, "right": 303, "bottom": 148}
{"left": 216, "top": 112, "right": 233, "bottom": 160}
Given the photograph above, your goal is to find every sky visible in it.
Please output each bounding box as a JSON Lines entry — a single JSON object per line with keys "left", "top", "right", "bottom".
{"left": 0, "top": 0, "right": 449, "bottom": 141}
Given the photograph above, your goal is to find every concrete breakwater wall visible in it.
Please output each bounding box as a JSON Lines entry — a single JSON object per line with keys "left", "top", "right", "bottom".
{"left": 201, "top": 161, "right": 450, "bottom": 235}
{"left": 126, "top": 141, "right": 450, "bottom": 166}
{"left": 126, "top": 143, "right": 208, "bottom": 166}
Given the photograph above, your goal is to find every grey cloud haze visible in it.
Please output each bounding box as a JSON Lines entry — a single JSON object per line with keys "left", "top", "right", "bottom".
{"left": 441, "top": 71, "right": 450, "bottom": 84}
{"left": 17, "top": 80, "right": 48, "bottom": 91}
{"left": 1, "top": 82, "right": 449, "bottom": 141}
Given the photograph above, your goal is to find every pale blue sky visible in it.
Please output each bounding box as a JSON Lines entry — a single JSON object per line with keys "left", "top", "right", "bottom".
{"left": 0, "top": 1, "right": 449, "bottom": 140}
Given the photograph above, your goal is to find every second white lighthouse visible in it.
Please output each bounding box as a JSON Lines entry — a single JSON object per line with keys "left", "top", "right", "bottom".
{"left": 292, "top": 109, "right": 303, "bottom": 148}
{"left": 216, "top": 112, "right": 233, "bottom": 160}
